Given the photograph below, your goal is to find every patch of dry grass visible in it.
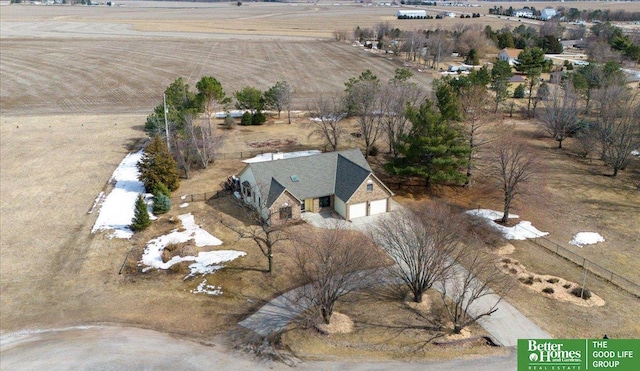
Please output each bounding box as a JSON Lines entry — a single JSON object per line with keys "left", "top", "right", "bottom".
{"left": 505, "top": 240, "right": 640, "bottom": 339}
{"left": 281, "top": 288, "right": 505, "bottom": 362}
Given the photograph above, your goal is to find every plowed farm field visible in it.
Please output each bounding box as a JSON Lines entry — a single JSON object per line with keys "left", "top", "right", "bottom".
{"left": 1, "top": 0, "right": 639, "bottom": 353}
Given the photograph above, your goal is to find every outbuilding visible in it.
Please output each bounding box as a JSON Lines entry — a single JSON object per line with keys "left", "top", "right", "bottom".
{"left": 397, "top": 10, "right": 427, "bottom": 19}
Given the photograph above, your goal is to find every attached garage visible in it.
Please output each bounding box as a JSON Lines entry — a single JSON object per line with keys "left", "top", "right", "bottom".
{"left": 369, "top": 199, "right": 388, "bottom": 215}
{"left": 349, "top": 202, "right": 367, "bottom": 219}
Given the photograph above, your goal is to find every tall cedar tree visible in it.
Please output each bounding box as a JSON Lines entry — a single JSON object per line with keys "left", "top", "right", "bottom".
{"left": 138, "top": 135, "right": 180, "bottom": 192}
{"left": 490, "top": 59, "right": 513, "bottom": 113}
{"left": 514, "top": 47, "right": 546, "bottom": 115}
{"left": 130, "top": 194, "right": 151, "bottom": 232}
{"left": 388, "top": 100, "right": 470, "bottom": 186}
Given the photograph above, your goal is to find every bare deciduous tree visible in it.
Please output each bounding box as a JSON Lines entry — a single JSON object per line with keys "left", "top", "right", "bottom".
{"left": 378, "top": 77, "right": 423, "bottom": 157}
{"left": 490, "top": 135, "right": 539, "bottom": 224}
{"left": 306, "top": 95, "right": 346, "bottom": 152}
{"left": 425, "top": 32, "right": 454, "bottom": 70}
{"left": 293, "top": 221, "right": 384, "bottom": 325}
{"left": 183, "top": 114, "right": 224, "bottom": 169}
{"left": 400, "top": 30, "right": 426, "bottom": 62}
{"left": 224, "top": 202, "right": 289, "bottom": 274}
{"left": 595, "top": 88, "right": 640, "bottom": 176}
{"left": 370, "top": 204, "right": 463, "bottom": 303}
{"left": 459, "top": 84, "right": 494, "bottom": 185}
{"left": 345, "top": 79, "right": 382, "bottom": 158}
{"left": 456, "top": 25, "right": 497, "bottom": 59}
{"left": 539, "top": 83, "right": 579, "bottom": 149}
{"left": 437, "top": 240, "right": 512, "bottom": 334}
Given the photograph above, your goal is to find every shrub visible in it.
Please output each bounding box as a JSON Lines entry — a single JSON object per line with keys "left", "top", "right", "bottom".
{"left": 251, "top": 111, "right": 266, "bottom": 125}
{"left": 368, "top": 145, "right": 379, "bottom": 157}
{"left": 570, "top": 286, "right": 592, "bottom": 300}
{"left": 513, "top": 84, "right": 526, "bottom": 98}
{"left": 152, "top": 182, "right": 171, "bottom": 198}
{"left": 563, "top": 283, "right": 572, "bottom": 289}
{"left": 161, "top": 248, "right": 173, "bottom": 263}
{"left": 153, "top": 194, "right": 172, "bottom": 214}
{"left": 509, "top": 268, "right": 518, "bottom": 274}
{"left": 222, "top": 114, "right": 236, "bottom": 130}
{"left": 130, "top": 194, "right": 151, "bottom": 232}
{"left": 501, "top": 258, "right": 511, "bottom": 264}
{"left": 168, "top": 261, "right": 191, "bottom": 275}
{"left": 240, "top": 111, "right": 252, "bottom": 126}
{"left": 519, "top": 276, "right": 534, "bottom": 285}
{"left": 542, "top": 287, "right": 555, "bottom": 294}
{"left": 546, "top": 278, "right": 559, "bottom": 284}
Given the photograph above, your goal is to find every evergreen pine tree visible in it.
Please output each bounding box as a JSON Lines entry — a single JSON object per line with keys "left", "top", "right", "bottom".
{"left": 387, "top": 100, "right": 470, "bottom": 186}
{"left": 137, "top": 135, "right": 180, "bottom": 193}
{"left": 152, "top": 182, "right": 171, "bottom": 198}
{"left": 130, "top": 194, "right": 151, "bottom": 232}
{"left": 153, "top": 193, "right": 172, "bottom": 214}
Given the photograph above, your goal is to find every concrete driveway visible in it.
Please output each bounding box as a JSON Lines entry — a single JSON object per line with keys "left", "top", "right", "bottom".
{"left": 301, "top": 199, "right": 403, "bottom": 231}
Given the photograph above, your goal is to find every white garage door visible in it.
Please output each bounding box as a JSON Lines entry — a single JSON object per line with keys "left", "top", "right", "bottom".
{"left": 369, "top": 199, "right": 387, "bottom": 215}
{"left": 349, "top": 203, "right": 367, "bottom": 219}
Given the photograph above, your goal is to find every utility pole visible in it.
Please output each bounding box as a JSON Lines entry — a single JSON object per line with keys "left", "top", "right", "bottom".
{"left": 163, "top": 93, "right": 170, "bottom": 151}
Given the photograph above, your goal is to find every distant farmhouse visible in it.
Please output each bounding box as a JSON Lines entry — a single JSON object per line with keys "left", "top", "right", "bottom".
{"left": 237, "top": 149, "right": 394, "bottom": 225}
{"left": 499, "top": 48, "right": 522, "bottom": 66}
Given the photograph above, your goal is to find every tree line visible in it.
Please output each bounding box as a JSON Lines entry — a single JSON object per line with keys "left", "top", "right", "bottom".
{"left": 349, "top": 19, "right": 639, "bottom": 69}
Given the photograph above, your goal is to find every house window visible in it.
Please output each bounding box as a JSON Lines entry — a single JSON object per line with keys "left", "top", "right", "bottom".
{"left": 279, "top": 206, "right": 292, "bottom": 220}
{"left": 367, "top": 183, "right": 373, "bottom": 192}
{"left": 319, "top": 196, "right": 330, "bottom": 208}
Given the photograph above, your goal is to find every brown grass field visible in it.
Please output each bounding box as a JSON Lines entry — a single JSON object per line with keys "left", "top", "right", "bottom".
{"left": 1, "top": 0, "right": 639, "bottom": 361}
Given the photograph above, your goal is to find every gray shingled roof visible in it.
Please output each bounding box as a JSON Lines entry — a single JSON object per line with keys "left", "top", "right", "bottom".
{"left": 265, "top": 178, "right": 287, "bottom": 208}
{"left": 246, "top": 149, "right": 372, "bottom": 207}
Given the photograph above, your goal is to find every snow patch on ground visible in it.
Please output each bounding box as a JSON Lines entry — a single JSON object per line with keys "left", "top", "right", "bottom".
{"left": 140, "top": 213, "right": 245, "bottom": 278}
{"left": 569, "top": 232, "right": 605, "bottom": 247}
{"left": 214, "top": 109, "right": 249, "bottom": 119}
{"left": 242, "top": 150, "right": 321, "bottom": 163}
{"left": 191, "top": 279, "right": 223, "bottom": 296}
{"left": 87, "top": 191, "right": 105, "bottom": 214}
{"left": 179, "top": 203, "right": 189, "bottom": 208}
{"left": 91, "top": 150, "right": 147, "bottom": 239}
{"left": 466, "top": 209, "right": 549, "bottom": 240}
{"left": 631, "top": 150, "right": 639, "bottom": 157}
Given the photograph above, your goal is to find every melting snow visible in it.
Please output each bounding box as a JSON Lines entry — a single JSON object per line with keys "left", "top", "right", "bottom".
{"left": 179, "top": 203, "right": 189, "bottom": 208}
{"left": 242, "top": 150, "right": 321, "bottom": 163}
{"left": 466, "top": 209, "right": 549, "bottom": 240}
{"left": 140, "top": 213, "right": 245, "bottom": 278}
{"left": 91, "top": 150, "right": 148, "bottom": 239}
{"left": 569, "top": 232, "right": 605, "bottom": 247}
{"left": 191, "top": 279, "right": 223, "bottom": 296}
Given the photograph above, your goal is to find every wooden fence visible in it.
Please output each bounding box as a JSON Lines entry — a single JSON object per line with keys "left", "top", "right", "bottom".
{"left": 462, "top": 200, "right": 640, "bottom": 298}
{"left": 173, "top": 190, "right": 230, "bottom": 203}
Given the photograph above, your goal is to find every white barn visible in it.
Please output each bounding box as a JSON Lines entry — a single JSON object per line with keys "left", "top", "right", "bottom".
{"left": 397, "top": 10, "right": 427, "bottom": 19}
